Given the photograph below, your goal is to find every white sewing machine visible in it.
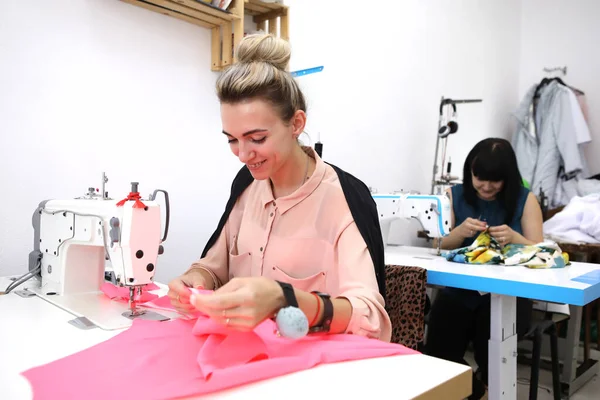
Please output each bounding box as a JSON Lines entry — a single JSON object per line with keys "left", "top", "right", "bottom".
{"left": 372, "top": 192, "right": 452, "bottom": 255}
{"left": 22, "top": 173, "right": 171, "bottom": 330}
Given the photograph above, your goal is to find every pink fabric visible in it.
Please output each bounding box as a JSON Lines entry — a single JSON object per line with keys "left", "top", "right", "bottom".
{"left": 22, "top": 295, "right": 417, "bottom": 399}
{"left": 101, "top": 282, "right": 160, "bottom": 303}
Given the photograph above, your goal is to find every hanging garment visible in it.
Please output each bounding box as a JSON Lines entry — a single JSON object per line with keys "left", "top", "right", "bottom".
{"left": 512, "top": 80, "right": 589, "bottom": 208}
{"left": 566, "top": 88, "right": 592, "bottom": 145}
{"left": 575, "top": 90, "right": 591, "bottom": 126}
{"left": 512, "top": 84, "right": 539, "bottom": 188}
{"left": 22, "top": 298, "right": 418, "bottom": 400}
{"left": 550, "top": 86, "right": 594, "bottom": 206}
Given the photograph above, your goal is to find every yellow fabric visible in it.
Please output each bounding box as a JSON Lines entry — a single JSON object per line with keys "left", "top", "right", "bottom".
{"left": 445, "top": 230, "right": 569, "bottom": 269}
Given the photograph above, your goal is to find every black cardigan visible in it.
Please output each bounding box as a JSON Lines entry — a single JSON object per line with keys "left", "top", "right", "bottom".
{"left": 201, "top": 164, "right": 386, "bottom": 301}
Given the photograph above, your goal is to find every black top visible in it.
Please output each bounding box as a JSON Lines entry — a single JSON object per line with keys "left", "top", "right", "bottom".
{"left": 201, "top": 163, "right": 387, "bottom": 301}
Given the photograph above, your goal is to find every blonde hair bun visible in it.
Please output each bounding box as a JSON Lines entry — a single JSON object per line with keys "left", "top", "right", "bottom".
{"left": 236, "top": 33, "right": 290, "bottom": 71}
{"left": 216, "top": 33, "right": 305, "bottom": 121}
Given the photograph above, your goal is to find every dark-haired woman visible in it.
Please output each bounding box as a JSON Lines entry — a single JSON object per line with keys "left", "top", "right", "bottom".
{"left": 426, "top": 138, "right": 543, "bottom": 400}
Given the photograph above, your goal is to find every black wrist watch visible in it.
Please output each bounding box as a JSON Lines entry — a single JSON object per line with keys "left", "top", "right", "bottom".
{"left": 276, "top": 280, "right": 299, "bottom": 308}
{"left": 309, "top": 291, "right": 333, "bottom": 333}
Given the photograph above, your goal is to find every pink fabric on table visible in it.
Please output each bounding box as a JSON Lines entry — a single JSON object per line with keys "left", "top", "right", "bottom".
{"left": 186, "top": 147, "right": 392, "bottom": 341}
{"left": 22, "top": 295, "right": 418, "bottom": 400}
{"left": 101, "top": 282, "right": 160, "bottom": 303}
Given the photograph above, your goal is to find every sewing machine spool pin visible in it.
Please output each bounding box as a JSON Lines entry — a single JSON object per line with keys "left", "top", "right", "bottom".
{"left": 101, "top": 172, "right": 109, "bottom": 199}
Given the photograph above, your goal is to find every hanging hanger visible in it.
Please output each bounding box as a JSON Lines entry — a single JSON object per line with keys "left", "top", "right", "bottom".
{"left": 532, "top": 70, "right": 567, "bottom": 121}
{"left": 569, "top": 85, "right": 585, "bottom": 96}
{"left": 533, "top": 77, "right": 552, "bottom": 102}
{"left": 533, "top": 66, "right": 586, "bottom": 123}
{"left": 541, "top": 66, "right": 585, "bottom": 95}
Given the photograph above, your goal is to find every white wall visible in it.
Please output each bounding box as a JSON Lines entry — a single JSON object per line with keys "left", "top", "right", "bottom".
{"left": 286, "top": 0, "right": 522, "bottom": 245}
{"left": 0, "top": 0, "right": 524, "bottom": 281}
{"left": 0, "top": 0, "right": 241, "bottom": 281}
{"left": 518, "top": 0, "right": 600, "bottom": 177}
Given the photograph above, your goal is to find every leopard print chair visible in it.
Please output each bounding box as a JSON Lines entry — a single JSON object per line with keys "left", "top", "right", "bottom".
{"left": 384, "top": 265, "right": 428, "bottom": 350}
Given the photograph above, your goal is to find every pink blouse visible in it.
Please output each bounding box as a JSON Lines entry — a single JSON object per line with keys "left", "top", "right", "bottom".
{"left": 188, "top": 148, "right": 392, "bottom": 341}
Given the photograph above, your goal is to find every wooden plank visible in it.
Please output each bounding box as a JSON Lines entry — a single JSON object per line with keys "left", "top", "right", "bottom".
{"left": 222, "top": 22, "right": 233, "bottom": 67}
{"left": 144, "top": 0, "right": 229, "bottom": 25}
{"left": 170, "top": 0, "right": 237, "bottom": 21}
{"left": 279, "top": 9, "right": 288, "bottom": 41}
{"left": 228, "top": 0, "right": 244, "bottom": 16}
{"left": 257, "top": 20, "right": 266, "bottom": 32}
{"left": 252, "top": 8, "right": 285, "bottom": 23}
{"left": 268, "top": 17, "right": 277, "bottom": 35}
{"left": 231, "top": 0, "right": 244, "bottom": 63}
{"left": 121, "top": 0, "right": 215, "bottom": 28}
{"left": 244, "top": 8, "right": 260, "bottom": 16}
{"left": 247, "top": 0, "right": 282, "bottom": 11}
{"left": 211, "top": 26, "right": 222, "bottom": 71}
{"left": 244, "top": 3, "right": 270, "bottom": 14}
{"left": 414, "top": 366, "right": 471, "bottom": 400}
{"left": 245, "top": 4, "right": 270, "bottom": 13}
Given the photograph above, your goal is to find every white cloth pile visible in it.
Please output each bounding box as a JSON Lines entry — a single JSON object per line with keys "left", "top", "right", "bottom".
{"left": 543, "top": 193, "right": 600, "bottom": 244}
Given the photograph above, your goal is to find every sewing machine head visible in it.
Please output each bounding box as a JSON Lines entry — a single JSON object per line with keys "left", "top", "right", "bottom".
{"left": 28, "top": 174, "right": 170, "bottom": 318}
{"left": 372, "top": 192, "right": 452, "bottom": 250}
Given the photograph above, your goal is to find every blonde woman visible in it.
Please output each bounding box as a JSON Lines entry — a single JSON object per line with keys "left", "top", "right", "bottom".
{"left": 168, "top": 34, "right": 391, "bottom": 341}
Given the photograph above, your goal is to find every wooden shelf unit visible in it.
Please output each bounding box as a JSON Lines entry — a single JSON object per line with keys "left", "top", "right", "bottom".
{"left": 121, "top": 0, "right": 289, "bottom": 71}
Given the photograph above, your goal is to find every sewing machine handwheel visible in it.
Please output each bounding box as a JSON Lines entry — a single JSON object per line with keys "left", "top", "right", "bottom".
{"left": 151, "top": 189, "right": 170, "bottom": 242}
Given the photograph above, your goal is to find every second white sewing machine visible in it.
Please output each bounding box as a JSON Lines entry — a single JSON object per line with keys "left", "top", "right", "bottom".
{"left": 16, "top": 173, "right": 171, "bottom": 330}
{"left": 371, "top": 191, "right": 452, "bottom": 254}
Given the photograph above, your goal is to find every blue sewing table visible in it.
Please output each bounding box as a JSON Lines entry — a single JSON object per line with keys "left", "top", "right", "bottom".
{"left": 385, "top": 245, "right": 600, "bottom": 400}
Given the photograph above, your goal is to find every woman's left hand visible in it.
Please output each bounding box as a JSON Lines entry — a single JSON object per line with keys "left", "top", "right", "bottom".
{"left": 488, "top": 224, "right": 516, "bottom": 246}
{"left": 189, "top": 277, "right": 285, "bottom": 331}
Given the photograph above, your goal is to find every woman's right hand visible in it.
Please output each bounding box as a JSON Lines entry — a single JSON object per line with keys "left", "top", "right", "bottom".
{"left": 456, "top": 217, "right": 488, "bottom": 239}
{"left": 168, "top": 270, "right": 207, "bottom": 313}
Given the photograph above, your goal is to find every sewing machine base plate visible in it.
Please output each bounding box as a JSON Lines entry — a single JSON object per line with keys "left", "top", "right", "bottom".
{"left": 29, "top": 287, "right": 168, "bottom": 331}
{"left": 69, "top": 316, "right": 98, "bottom": 330}
{"left": 15, "top": 289, "right": 37, "bottom": 298}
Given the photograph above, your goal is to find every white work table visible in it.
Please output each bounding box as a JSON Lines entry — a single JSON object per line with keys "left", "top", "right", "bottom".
{"left": 0, "top": 277, "right": 471, "bottom": 400}
{"left": 385, "top": 245, "right": 600, "bottom": 400}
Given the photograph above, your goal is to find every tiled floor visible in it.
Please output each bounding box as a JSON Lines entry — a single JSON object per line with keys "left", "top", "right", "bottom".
{"left": 464, "top": 351, "right": 599, "bottom": 399}
{"left": 515, "top": 363, "right": 599, "bottom": 399}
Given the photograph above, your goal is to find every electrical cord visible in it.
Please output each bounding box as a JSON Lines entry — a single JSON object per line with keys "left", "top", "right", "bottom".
{"left": 2, "top": 262, "right": 42, "bottom": 295}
